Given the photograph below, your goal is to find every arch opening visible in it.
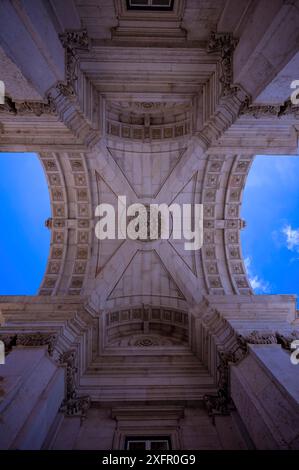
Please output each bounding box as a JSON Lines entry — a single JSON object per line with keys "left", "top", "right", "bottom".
{"left": 0, "top": 152, "right": 51, "bottom": 295}
{"left": 241, "top": 154, "right": 299, "bottom": 304}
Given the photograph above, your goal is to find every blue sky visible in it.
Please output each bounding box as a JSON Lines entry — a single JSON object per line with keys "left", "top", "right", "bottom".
{"left": 241, "top": 155, "right": 299, "bottom": 304}
{"left": 0, "top": 152, "right": 298, "bottom": 302}
{"left": 0, "top": 153, "right": 50, "bottom": 295}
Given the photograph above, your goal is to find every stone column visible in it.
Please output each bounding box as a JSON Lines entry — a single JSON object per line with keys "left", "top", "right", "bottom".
{"left": 0, "top": 347, "right": 64, "bottom": 450}
{"left": 230, "top": 344, "right": 299, "bottom": 449}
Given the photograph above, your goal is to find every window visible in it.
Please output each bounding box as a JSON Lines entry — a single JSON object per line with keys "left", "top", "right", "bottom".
{"left": 126, "top": 0, "right": 174, "bottom": 11}
{"left": 125, "top": 436, "right": 171, "bottom": 450}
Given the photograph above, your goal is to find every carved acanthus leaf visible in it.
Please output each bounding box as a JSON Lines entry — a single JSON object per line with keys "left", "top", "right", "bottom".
{"left": 207, "top": 32, "right": 239, "bottom": 97}
{"left": 203, "top": 349, "right": 236, "bottom": 422}
{"left": 0, "top": 335, "right": 17, "bottom": 354}
{"left": 239, "top": 98, "right": 299, "bottom": 119}
{"left": 0, "top": 332, "right": 56, "bottom": 356}
{"left": 59, "top": 29, "right": 90, "bottom": 51}
{"left": 238, "top": 330, "right": 277, "bottom": 346}
{"left": 16, "top": 333, "right": 57, "bottom": 356}
{"left": 276, "top": 330, "right": 299, "bottom": 351}
{"left": 59, "top": 349, "right": 90, "bottom": 420}
{"left": 56, "top": 29, "right": 90, "bottom": 98}
{"left": 0, "top": 96, "right": 56, "bottom": 116}
{"left": 204, "top": 329, "right": 278, "bottom": 420}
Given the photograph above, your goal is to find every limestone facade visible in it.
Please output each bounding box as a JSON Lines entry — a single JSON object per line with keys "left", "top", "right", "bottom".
{"left": 0, "top": 0, "right": 299, "bottom": 450}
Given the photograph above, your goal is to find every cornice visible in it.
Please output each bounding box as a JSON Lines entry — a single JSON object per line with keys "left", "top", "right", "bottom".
{"left": 239, "top": 98, "right": 299, "bottom": 119}
{"left": 0, "top": 96, "right": 56, "bottom": 116}
{"left": 0, "top": 332, "right": 57, "bottom": 356}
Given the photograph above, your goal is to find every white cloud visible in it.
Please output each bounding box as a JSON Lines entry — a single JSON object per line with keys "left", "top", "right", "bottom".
{"left": 244, "top": 256, "right": 271, "bottom": 294}
{"left": 249, "top": 275, "right": 269, "bottom": 292}
{"left": 282, "top": 225, "right": 299, "bottom": 252}
{"left": 244, "top": 256, "right": 251, "bottom": 272}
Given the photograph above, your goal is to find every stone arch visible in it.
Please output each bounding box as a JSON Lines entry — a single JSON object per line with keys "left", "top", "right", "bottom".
{"left": 200, "top": 152, "right": 253, "bottom": 296}
{"left": 38, "top": 151, "right": 92, "bottom": 296}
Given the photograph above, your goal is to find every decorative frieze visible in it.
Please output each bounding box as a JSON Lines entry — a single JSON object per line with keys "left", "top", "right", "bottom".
{"left": 107, "top": 118, "right": 190, "bottom": 141}
{"left": 106, "top": 306, "right": 188, "bottom": 331}
{"left": 239, "top": 98, "right": 299, "bottom": 119}
{"left": 0, "top": 96, "right": 56, "bottom": 116}
{"left": 0, "top": 333, "right": 56, "bottom": 356}
{"left": 238, "top": 331, "right": 277, "bottom": 347}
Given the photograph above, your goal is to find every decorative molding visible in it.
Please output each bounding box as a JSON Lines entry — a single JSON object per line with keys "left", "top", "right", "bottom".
{"left": 42, "top": 29, "right": 101, "bottom": 147}
{"left": 59, "top": 30, "right": 90, "bottom": 51}
{"left": 201, "top": 300, "right": 281, "bottom": 422}
{"left": 276, "top": 330, "right": 299, "bottom": 351}
{"left": 224, "top": 154, "right": 253, "bottom": 295}
{"left": 39, "top": 152, "right": 69, "bottom": 296}
{"left": 201, "top": 155, "right": 225, "bottom": 294}
{"left": 59, "top": 350, "right": 90, "bottom": 420}
{"left": 0, "top": 96, "right": 56, "bottom": 116}
{"left": 107, "top": 118, "right": 190, "bottom": 141}
{"left": 207, "top": 32, "right": 239, "bottom": 98}
{"left": 133, "top": 336, "right": 160, "bottom": 347}
{"left": 0, "top": 335, "right": 17, "bottom": 355}
{"left": 238, "top": 330, "right": 278, "bottom": 347}
{"left": 239, "top": 98, "right": 299, "bottom": 119}
{"left": 106, "top": 305, "right": 188, "bottom": 328}
{"left": 200, "top": 154, "right": 253, "bottom": 295}
{"left": 16, "top": 333, "right": 57, "bottom": 356}
{"left": 106, "top": 99, "right": 191, "bottom": 141}
{"left": 57, "top": 29, "right": 90, "bottom": 99}
{"left": 0, "top": 333, "right": 57, "bottom": 356}
{"left": 206, "top": 330, "right": 279, "bottom": 417}
{"left": 66, "top": 154, "right": 92, "bottom": 295}
{"left": 45, "top": 217, "right": 53, "bottom": 229}
{"left": 39, "top": 152, "right": 91, "bottom": 296}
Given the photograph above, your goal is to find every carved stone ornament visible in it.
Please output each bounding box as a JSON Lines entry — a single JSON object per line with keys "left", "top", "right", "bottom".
{"left": 59, "top": 350, "right": 90, "bottom": 420}
{"left": 0, "top": 334, "right": 17, "bottom": 355}
{"left": 238, "top": 330, "right": 277, "bottom": 347}
{"left": 59, "top": 29, "right": 90, "bottom": 51}
{"left": 204, "top": 329, "right": 279, "bottom": 421}
{"left": 56, "top": 29, "right": 90, "bottom": 98}
{"left": 239, "top": 97, "right": 299, "bottom": 119}
{"left": 16, "top": 333, "right": 57, "bottom": 356}
{"left": 207, "top": 31, "right": 239, "bottom": 97}
{"left": 276, "top": 330, "right": 299, "bottom": 351}
{"left": 45, "top": 217, "right": 53, "bottom": 229}
{"left": 0, "top": 332, "right": 56, "bottom": 356}
{"left": 203, "top": 348, "right": 238, "bottom": 422}
{"left": 0, "top": 96, "right": 56, "bottom": 116}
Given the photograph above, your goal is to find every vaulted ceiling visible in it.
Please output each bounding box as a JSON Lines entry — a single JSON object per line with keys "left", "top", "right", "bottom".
{"left": 0, "top": 0, "right": 298, "bottom": 314}
{"left": 0, "top": 0, "right": 298, "bottom": 408}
